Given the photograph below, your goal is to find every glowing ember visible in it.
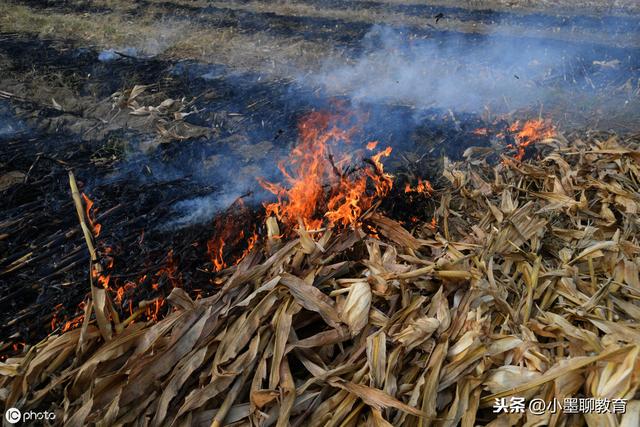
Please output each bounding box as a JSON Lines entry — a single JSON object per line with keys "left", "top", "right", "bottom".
{"left": 429, "top": 216, "right": 438, "bottom": 230}
{"left": 157, "top": 249, "right": 182, "bottom": 288}
{"left": 259, "top": 111, "right": 394, "bottom": 230}
{"left": 51, "top": 303, "right": 63, "bottom": 331}
{"left": 51, "top": 302, "right": 85, "bottom": 333}
{"left": 508, "top": 119, "right": 555, "bottom": 161}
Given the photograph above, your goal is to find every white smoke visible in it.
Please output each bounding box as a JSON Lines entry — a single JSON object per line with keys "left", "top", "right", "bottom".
{"left": 161, "top": 191, "right": 245, "bottom": 230}
{"left": 311, "top": 25, "right": 576, "bottom": 113}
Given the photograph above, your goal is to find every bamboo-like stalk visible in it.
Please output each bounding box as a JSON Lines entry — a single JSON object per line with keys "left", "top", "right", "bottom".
{"left": 68, "top": 171, "right": 97, "bottom": 262}
{"left": 69, "top": 171, "right": 115, "bottom": 341}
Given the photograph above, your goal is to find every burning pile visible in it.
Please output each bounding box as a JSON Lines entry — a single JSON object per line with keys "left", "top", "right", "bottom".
{"left": 40, "top": 109, "right": 559, "bottom": 341}
{"left": 11, "top": 108, "right": 560, "bottom": 343}
{"left": 33, "top": 109, "right": 558, "bottom": 341}
{"left": 2, "top": 124, "right": 639, "bottom": 425}
{"left": 204, "top": 109, "right": 396, "bottom": 278}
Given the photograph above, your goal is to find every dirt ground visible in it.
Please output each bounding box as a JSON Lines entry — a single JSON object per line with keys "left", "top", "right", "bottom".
{"left": 1, "top": 0, "right": 639, "bottom": 135}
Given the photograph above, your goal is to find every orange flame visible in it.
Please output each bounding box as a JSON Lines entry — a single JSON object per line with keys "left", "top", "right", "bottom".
{"left": 146, "top": 298, "right": 165, "bottom": 322}
{"left": 428, "top": 216, "right": 437, "bottom": 231}
{"left": 156, "top": 249, "right": 181, "bottom": 288}
{"left": 508, "top": 119, "right": 555, "bottom": 161}
{"left": 404, "top": 178, "right": 433, "bottom": 195}
{"left": 82, "top": 192, "right": 113, "bottom": 290}
{"left": 81, "top": 193, "right": 102, "bottom": 237}
{"left": 238, "top": 231, "right": 258, "bottom": 262}
{"left": 51, "top": 302, "right": 85, "bottom": 332}
{"left": 258, "top": 111, "right": 345, "bottom": 229}
{"left": 206, "top": 197, "right": 257, "bottom": 273}
{"left": 259, "top": 111, "right": 393, "bottom": 230}
{"left": 209, "top": 237, "right": 226, "bottom": 272}
{"left": 62, "top": 314, "right": 84, "bottom": 333}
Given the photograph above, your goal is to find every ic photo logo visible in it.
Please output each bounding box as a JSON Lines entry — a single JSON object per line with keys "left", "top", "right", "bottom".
{"left": 4, "top": 408, "right": 56, "bottom": 424}
{"left": 4, "top": 408, "right": 21, "bottom": 424}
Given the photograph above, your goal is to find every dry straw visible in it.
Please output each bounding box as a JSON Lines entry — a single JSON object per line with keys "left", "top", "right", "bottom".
{"left": 1, "top": 131, "right": 639, "bottom": 426}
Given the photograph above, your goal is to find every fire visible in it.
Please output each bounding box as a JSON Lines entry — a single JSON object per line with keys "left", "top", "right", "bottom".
{"left": 368, "top": 146, "right": 394, "bottom": 196}
{"left": 81, "top": 192, "right": 113, "bottom": 291}
{"left": 62, "top": 313, "right": 84, "bottom": 333}
{"left": 404, "top": 178, "right": 433, "bottom": 195}
{"left": 51, "top": 303, "right": 63, "bottom": 331}
{"left": 115, "top": 280, "right": 138, "bottom": 305}
{"left": 259, "top": 110, "right": 393, "bottom": 230}
{"left": 239, "top": 231, "right": 258, "bottom": 261}
{"left": 429, "top": 216, "right": 437, "bottom": 230}
{"left": 157, "top": 249, "right": 182, "bottom": 288}
{"left": 209, "top": 237, "right": 226, "bottom": 272}
{"left": 206, "top": 198, "right": 258, "bottom": 273}
{"left": 95, "top": 270, "right": 111, "bottom": 289}
{"left": 324, "top": 176, "right": 368, "bottom": 227}
{"left": 145, "top": 298, "right": 165, "bottom": 322}
{"left": 508, "top": 119, "right": 555, "bottom": 161}
{"left": 325, "top": 146, "right": 393, "bottom": 227}
{"left": 110, "top": 249, "right": 184, "bottom": 322}
{"left": 81, "top": 193, "right": 101, "bottom": 237}
{"left": 258, "top": 111, "right": 346, "bottom": 230}
{"left": 472, "top": 127, "right": 488, "bottom": 136}
{"left": 208, "top": 229, "right": 258, "bottom": 272}
{"left": 51, "top": 301, "right": 85, "bottom": 332}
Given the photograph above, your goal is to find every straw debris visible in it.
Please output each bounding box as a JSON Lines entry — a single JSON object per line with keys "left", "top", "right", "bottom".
{"left": 1, "top": 131, "right": 639, "bottom": 425}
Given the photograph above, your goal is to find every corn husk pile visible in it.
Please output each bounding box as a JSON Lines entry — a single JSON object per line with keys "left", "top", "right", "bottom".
{"left": 1, "top": 132, "right": 640, "bottom": 426}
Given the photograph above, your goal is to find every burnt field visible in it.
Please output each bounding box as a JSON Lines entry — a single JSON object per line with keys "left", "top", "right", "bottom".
{"left": 1, "top": 1, "right": 640, "bottom": 426}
